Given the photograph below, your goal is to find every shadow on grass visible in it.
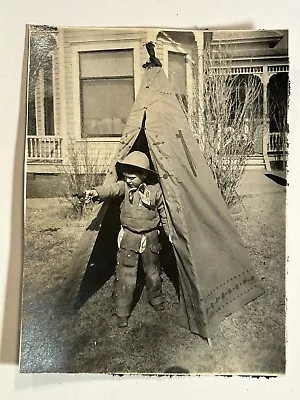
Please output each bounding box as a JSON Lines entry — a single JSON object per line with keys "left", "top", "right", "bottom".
{"left": 71, "top": 203, "right": 121, "bottom": 311}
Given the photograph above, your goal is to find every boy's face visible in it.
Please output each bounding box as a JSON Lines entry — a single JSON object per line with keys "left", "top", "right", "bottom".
{"left": 123, "top": 171, "right": 147, "bottom": 188}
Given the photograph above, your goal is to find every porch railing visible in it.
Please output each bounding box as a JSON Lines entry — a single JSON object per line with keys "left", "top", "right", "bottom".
{"left": 268, "top": 65, "right": 289, "bottom": 73}
{"left": 26, "top": 133, "right": 285, "bottom": 165}
{"left": 27, "top": 136, "right": 63, "bottom": 162}
{"left": 267, "top": 132, "right": 287, "bottom": 153}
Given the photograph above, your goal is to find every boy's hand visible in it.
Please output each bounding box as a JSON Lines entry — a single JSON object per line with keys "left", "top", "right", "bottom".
{"left": 85, "top": 189, "right": 99, "bottom": 198}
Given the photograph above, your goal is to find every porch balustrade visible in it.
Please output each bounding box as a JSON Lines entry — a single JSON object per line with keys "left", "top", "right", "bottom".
{"left": 26, "top": 132, "right": 284, "bottom": 165}
{"left": 230, "top": 66, "right": 263, "bottom": 74}
{"left": 267, "top": 132, "right": 287, "bottom": 152}
{"left": 210, "top": 64, "right": 288, "bottom": 76}
{"left": 268, "top": 65, "right": 289, "bottom": 73}
{"left": 27, "top": 136, "right": 63, "bottom": 162}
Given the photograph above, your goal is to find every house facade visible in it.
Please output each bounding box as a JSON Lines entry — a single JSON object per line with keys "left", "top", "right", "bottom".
{"left": 26, "top": 27, "right": 288, "bottom": 195}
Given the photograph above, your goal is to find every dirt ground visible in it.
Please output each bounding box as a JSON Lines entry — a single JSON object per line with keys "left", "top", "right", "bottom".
{"left": 20, "top": 169, "right": 286, "bottom": 375}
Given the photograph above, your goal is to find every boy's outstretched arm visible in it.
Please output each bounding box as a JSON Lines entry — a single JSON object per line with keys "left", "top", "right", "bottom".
{"left": 86, "top": 181, "right": 125, "bottom": 202}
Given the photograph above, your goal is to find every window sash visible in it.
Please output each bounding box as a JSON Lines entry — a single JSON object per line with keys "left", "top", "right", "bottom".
{"left": 80, "top": 49, "right": 134, "bottom": 78}
{"left": 81, "top": 77, "right": 134, "bottom": 137}
{"left": 79, "top": 49, "right": 134, "bottom": 137}
{"left": 168, "top": 51, "right": 187, "bottom": 96}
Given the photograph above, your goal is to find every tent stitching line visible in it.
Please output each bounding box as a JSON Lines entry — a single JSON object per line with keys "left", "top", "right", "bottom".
{"left": 206, "top": 269, "right": 254, "bottom": 297}
{"left": 205, "top": 281, "right": 260, "bottom": 321}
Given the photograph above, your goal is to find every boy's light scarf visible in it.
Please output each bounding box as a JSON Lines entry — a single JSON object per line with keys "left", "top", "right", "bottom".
{"left": 128, "top": 183, "right": 151, "bottom": 207}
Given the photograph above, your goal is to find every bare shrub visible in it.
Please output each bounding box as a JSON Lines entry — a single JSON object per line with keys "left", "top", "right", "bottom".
{"left": 178, "top": 43, "right": 263, "bottom": 206}
{"left": 59, "top": 139, "right": 104, "bottom": 216}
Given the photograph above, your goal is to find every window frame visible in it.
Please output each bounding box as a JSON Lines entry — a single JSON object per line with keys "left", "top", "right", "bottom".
{"left": 167, "top": 50, "right": 188, "bottom": 113}
{"left": 71, "top": 40, "right": 141, "bottom": 141}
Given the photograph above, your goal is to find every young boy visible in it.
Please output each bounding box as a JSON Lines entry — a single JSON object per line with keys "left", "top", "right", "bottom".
{"left": 85, "top": 151, "right": 170, "bottom": 327}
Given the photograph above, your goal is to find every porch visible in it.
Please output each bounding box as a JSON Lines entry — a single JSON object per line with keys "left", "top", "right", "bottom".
{"left": 266, "top": 131, "right": 288, "bottom": 169}
{"left": 26, "top": 132, "right": 286, "bottom": 173}
{"left": 27, "top": 136, "right": 63, "bottom": 162}
{"left": 26, "top": 136, "right": 63, "bottom": 174}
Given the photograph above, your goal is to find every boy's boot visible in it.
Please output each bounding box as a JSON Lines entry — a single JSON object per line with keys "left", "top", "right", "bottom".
{"left": 117, "top": 316, "right": 128, "bottom": 328}
{"left": 153, "top": 302, "right": 165, "bottom": 311}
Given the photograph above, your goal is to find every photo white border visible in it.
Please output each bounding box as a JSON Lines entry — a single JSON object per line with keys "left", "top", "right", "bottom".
{"left": 1, "top": 0, "right": 299, "bottom": 398}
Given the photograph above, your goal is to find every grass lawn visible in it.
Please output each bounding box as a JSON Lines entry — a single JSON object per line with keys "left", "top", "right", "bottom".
{"left": 20, "top": 172, "right": 286, "bottom": 374}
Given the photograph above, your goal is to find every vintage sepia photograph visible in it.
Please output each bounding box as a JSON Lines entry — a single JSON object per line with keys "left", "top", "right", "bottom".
{"left": 20, "top": 25, "right": 287, "bottom": 375}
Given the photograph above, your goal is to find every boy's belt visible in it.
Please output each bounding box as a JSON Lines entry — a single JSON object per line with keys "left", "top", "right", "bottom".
{"left": 118, "top": 226, "right": 160, "bottom": 254}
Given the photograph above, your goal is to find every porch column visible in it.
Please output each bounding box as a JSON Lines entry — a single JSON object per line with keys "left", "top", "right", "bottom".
{"left": 193, "top": 30, "right": 205, "bottom": 139}
{"left": 35, "top": 68, "right": 45, "bottom": 136}
{"left": 58, "top": 27, "right": 68, "bottom": 162}
{"left": 261, "top": 66, "right": 271, "bottom": 170}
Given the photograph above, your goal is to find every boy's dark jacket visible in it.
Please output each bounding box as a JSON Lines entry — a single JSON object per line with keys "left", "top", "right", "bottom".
{"left": 65, "top": 68, "right": 264, "bottom": 339}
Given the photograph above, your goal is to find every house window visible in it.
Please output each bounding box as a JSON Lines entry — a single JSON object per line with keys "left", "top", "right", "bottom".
{"left": 168, "top": 51, "right": 188, "bottom": 112}
{"left": 79, "top": 49, "right": 134, "bottom": 137}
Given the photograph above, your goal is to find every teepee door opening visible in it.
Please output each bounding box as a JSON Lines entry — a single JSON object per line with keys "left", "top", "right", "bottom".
{"left": 125, "top": 111, "right": 156, "bottom": 173}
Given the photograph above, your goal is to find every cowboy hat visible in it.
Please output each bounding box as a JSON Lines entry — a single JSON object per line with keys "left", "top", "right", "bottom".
{"left": 116, "top": 151, "right": 157, "bottom": 178}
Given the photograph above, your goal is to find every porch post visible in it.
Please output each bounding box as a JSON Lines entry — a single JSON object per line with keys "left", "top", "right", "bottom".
{"left": 58, "top": 28, "right": 68, "bottom": 164}
{"left": 35, "top": 68, "right": 45, "bottom": 136}
{"left": 262, "top": 66, "right": 271, "bottom": 170}
{"left": 193, "top": 30, "right": 205, "bottom": 139}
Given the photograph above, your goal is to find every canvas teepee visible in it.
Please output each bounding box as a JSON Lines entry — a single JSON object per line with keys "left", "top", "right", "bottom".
{"left": 65, "top": 67, "right": 264, "bottom": 339}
